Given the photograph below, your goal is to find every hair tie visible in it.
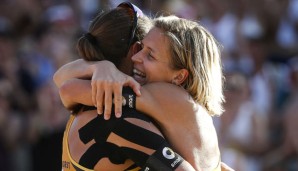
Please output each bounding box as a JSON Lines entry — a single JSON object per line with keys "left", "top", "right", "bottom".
{"left": 84, "top": 33, "right": 98, "bottom": 46}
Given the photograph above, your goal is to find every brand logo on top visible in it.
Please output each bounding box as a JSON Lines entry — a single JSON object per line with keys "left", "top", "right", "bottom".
{"left": 162, "top": 147, "right": 175, "bottom": 159}
{"left": 162, "top": 147, "right": 182, "bottom": 168}
{"left": 128, "top": 95, "right": 134, "bottom": 108}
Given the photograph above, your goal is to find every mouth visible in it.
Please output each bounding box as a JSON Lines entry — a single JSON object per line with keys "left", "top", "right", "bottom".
{"left": 133, "top": 68, "right": 145, "bottom": 77}
{"left": 133, "top": 68, "right": 146, "bottom": 85}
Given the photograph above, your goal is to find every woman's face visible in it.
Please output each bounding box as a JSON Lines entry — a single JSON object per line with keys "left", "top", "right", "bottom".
{"left": 131, "top": 27, "right": 178, "bottom": 85}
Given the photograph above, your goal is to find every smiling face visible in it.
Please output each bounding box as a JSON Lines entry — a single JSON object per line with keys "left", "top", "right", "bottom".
{"left": 132, "top": 15, "right": 224, "bottom": 116}
{"left": 131, "top": 27, "right": 181, "bottom": 85}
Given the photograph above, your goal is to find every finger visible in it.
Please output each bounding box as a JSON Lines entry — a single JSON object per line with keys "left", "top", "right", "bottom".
{"left": 104, "top": 82, "right": 113, "bottom": 120}
{"left": 125, "top": 77, "right": 141, "bottom": 96}
{"left": 113, "top": 83, "right": 123, "bottom": 118}
{"left": 92, "top": 80, "right": 104, "bottom": 114}
{"left": 96, "top": 83, "right": 104, "bottom": 115}
{"left": 91, "top": 80, "right": 97, "bottom": 106}
{"left": 221, "top": 162, "right": 235, "bottom": 171}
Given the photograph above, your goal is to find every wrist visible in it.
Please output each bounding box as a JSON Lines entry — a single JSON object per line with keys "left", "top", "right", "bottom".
{"left": 75, "top": 59, "right": 94, "bottom": 78}
{"left": 122, "top": 87, "right": 136, "bottom": 109}
{"left": 90, "top": 60, "right": 116, "bottom": 72}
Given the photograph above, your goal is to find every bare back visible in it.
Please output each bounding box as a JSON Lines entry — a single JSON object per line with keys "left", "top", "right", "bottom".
{"left": 65, "top": 108, "right": 167, "bottom": 171}
{"left": 67, "top": 110, "right": 136, "bottom": 170}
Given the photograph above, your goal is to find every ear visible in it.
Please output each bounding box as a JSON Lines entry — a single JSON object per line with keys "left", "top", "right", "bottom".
{"left": 131, "top": 41, "right": 142, "bottom": 55}
{"left": 172, "top": 69, "right": 188, "bottom": 85}
{"left": 126, "top": 42, "right": 142, "bottom": 59}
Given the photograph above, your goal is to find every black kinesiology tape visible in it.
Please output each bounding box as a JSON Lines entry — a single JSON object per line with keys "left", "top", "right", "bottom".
{"left": 142, "top": 142, "right": 184, "bottom": 171}
{"left": 122, "top": 87, "right": 136, "bottom": 109}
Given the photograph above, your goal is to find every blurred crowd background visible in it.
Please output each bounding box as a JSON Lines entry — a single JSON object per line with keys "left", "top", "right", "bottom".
{"left": 0, "top": 0, "right": 297, "bottom": 171}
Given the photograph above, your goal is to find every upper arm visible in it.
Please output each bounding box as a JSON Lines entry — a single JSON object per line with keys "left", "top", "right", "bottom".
{"left": 136, "top": 82, "right": 195, "bottom": 126}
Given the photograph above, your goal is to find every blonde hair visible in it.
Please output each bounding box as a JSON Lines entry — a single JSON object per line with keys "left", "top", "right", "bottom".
{"left": 154, "top": 16, "right": 225, "bottom": 116}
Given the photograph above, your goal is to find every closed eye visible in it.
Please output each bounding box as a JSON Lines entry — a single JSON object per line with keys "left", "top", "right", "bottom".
{"left": 140, "top": 41, "right": 156, "bottom": 60}
{"left": 147, "top": 52, "right": 155, "bottom": 60}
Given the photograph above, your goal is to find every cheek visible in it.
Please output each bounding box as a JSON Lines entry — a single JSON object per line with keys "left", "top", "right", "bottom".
{"left": 153, "top": 67, "right": 173, "bottom": 82}
{"left": 143, "top": 59, "right": 174, "bottom": 82}
{"left": 143, "top": 63, "right": 159, "bottom": 79}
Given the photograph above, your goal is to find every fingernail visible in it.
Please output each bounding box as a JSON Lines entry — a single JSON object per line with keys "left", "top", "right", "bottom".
{"left": 116, "top": 113, "right": 122, "bottom": 118}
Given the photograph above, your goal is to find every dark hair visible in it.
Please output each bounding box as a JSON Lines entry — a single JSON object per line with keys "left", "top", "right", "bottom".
{"left": 77, "top": 7, "right": 151, "bottom": 67}
{"left": 72, "top": 5, "right": 151, "bottom": 114}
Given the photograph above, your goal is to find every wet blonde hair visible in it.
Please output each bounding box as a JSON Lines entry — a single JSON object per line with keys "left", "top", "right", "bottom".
{"left": 154, "top": 16, "right": 225, "bottom": 116}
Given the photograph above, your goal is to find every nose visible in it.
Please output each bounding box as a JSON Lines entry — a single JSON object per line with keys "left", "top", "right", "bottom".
{"left": 131, "top": 50, "right": 143, "bottom": 63}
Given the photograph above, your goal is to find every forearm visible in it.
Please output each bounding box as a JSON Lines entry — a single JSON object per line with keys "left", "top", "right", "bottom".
{"left": 59, "top": 79, "right": 93, "bottom": 109}
{"left": 143, "top": 158, "right": 195, "bottom": 171}
{"left": 176, "top": 162, "right": 196, "bottom": 171}
{"left": 53, "top": 59, "right": 93, "bottom": 87}
{"left": 53, "top": 59, "right": 116, "bottom": 88}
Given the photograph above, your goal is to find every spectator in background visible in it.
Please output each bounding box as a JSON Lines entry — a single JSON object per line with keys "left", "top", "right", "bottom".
{"left": 218, "top": 71, "right": 269, "bottom": 171}
{"left": 1, "top": 2, "right": 78, "bottom": 171}
{"left": 276, "top": 0, "right": 298, "bottom": 54}
{"left": 27, "top": 4, "right": 77, "bottom": 171}
{"left": 0, "top": 16, "right": 29, "bottom": 171}
{"left": 263, "top": 56, "right": 298, "bottom": 171}
{"left": 0, "top": 78, "right": 14, "bottom": 171}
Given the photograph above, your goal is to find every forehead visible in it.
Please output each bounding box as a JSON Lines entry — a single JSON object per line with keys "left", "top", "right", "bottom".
{"left": 142, "top": 27, "right": 170, "bottom": 57}
{"left": 143, "top": 27, "right": 166, "bottom": 44}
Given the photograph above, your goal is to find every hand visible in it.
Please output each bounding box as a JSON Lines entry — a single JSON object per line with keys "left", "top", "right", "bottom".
{"left": 91, "top": 61, "right": 141, "bottom": 120}
{"left": 221, "top": 162, "right": 235, "bottom": 171}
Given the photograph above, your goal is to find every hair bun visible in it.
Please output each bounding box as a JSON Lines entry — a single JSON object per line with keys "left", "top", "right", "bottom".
{"left": 84, "top": 33, "right": 98, "bottom": 46}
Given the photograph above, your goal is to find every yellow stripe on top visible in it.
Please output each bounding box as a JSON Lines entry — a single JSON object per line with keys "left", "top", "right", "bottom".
{"left": 64, "top": 115, "right": 94, "bottom": 171}
{"left": 127, "top": 167, "right": 142, "bottom": 171}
